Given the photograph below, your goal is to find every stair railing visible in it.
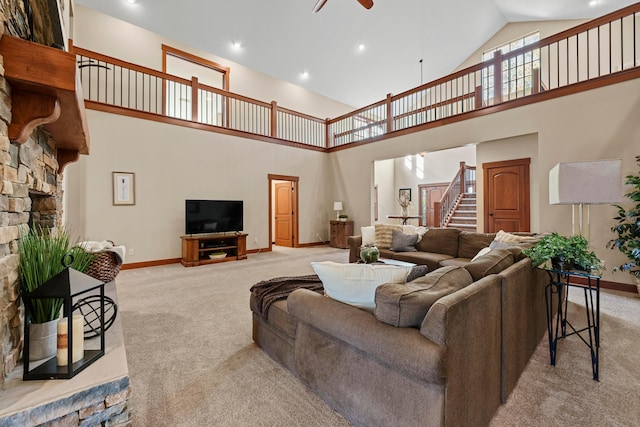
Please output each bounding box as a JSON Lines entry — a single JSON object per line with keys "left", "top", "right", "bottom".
{"left": 433, "top": 162, "right": 476, "bottom": 228}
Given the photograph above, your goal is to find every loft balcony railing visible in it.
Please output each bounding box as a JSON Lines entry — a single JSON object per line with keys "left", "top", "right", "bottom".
{"left": 73, "top": 3, "right": 640, "bottom": 151}
{"left": 74, "top": 47, "right": 327, "bottom": 149}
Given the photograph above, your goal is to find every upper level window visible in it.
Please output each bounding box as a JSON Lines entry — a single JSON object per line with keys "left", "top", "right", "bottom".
{"left": 482, "top": 32, "right": 540, "bottom": 102}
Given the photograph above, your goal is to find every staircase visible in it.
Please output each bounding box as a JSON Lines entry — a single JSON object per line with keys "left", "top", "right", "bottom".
{"left": 446, "top": 193, "right": 477, "bottom": 231}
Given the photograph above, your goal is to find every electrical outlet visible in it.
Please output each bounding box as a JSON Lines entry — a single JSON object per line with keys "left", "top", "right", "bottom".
{"left": 317, "top": 233, "right": 322, "bottom": 241}
{"left": 128, "top": 248, "right": 135, "bottom": 256}
{"left": 254, "top": 237, "right": 258, "bottom": 244}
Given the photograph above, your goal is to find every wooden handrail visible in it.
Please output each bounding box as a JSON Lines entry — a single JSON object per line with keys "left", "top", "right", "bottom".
{"left": 327, "top": 99, "right": 387, "bottom": 124}
{"left": 74, "top": 46, "right": 191, "bottom": 85}
{"left": 433, "top": 162, "right": 478, "bottom": 228}
{"left": 72, "top": 2, "right": 640, "bottom": 152}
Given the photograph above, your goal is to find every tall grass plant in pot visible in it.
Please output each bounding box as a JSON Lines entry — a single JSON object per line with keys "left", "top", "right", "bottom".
{"left": 607, "top": 155, "right": 640, "bottom": 295}
{"left": 19, "top": 226, "right": 94, "bottom": 360}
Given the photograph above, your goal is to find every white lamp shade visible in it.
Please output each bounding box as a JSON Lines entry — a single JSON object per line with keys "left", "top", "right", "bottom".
{"left": 333, "top": 202, "right": 343, "bottom": 211}
{"left": 549, "top": 159, "right": 622, "bottom": 205}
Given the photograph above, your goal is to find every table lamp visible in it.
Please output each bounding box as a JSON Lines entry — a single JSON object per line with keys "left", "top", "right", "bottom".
{"left": 549, "top": 159, "right": 622, "bottom": 241}
{"left": 334, "top": 202, "right": 343, "bottom": 220}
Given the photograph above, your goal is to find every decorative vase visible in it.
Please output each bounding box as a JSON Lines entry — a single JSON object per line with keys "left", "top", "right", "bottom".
{"left": 401, "top": 206, "right": 408, "bottom": 217}
{"left": 360, "top": 245, "right": 380, "bottom": 264}
{"left": 28, "top": 318, "right": 59, "bottom": 361}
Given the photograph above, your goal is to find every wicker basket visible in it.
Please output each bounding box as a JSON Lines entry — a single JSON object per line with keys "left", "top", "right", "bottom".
{"left": 85, "top": 252, "right": 122, "bottom": 283}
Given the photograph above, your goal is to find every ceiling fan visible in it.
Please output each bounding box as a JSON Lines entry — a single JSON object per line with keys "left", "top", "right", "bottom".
{"left": 313, "top": 0, "right": 373, "bottom": 13}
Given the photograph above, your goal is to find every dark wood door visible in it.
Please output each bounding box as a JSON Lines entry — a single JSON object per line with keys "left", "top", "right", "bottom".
{"left": 419, "top": 183, "right": 448, "bottom": 227}
{"left": 483, "top": 158, "right": 530, "bottom": 232}
{"left": 274, "top": 182, "right": 293, "bottom": 247}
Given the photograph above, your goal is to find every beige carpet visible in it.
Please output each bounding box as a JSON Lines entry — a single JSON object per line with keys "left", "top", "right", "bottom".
{"left": 114, "top": 246, "right": 640, "bottom": 426}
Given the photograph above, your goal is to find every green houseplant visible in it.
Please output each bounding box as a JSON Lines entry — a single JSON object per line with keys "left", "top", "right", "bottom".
{"left": 522, "top": 232, "right": 603, "bottom": 272}
{"left": 607, "top": 155, "right": 640, "bottom": 292}
{"left": 19, "top": 226, "right": 94, "bottom": 360}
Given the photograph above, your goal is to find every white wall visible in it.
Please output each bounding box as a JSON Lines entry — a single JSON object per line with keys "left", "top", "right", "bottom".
{"left": 73, "top": 5, "right": 354, "bottom": 119}
{"left": 67, "top": 7, "right": 640, "bottom": 286}
{"left": 332, "top": 78, "right": 640, "bottom": 285}
{"left": 372, "top": 146, "right": 476, "bottom": 222}
{"left": 455, "top": 19, "right": 586, "bottom": 71}
{"left": 65, "top": 110, "right": 331, "bottom": 262}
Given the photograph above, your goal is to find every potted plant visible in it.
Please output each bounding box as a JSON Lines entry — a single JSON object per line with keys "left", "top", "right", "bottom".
{"left": 607, "top": 155, "right": 640, "bottom": 294}
{"left": 522, "top": 232, "right": 603, "bottom": 272}
{"left": 19, "top": 226, "right": 94, "bottom": 360}
{"left": 338, "top": 214, "right": 349, "bottom": 222}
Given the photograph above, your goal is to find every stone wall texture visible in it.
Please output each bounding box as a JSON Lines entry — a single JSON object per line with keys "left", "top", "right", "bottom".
{"left": 0, "top": 6, "right": 132, "bottom": 426}
{"left": 0, "top": 377, "right": 132, "bottom": 427}
{"left": 0, "top": 0, "right": 67, "bottom": 395}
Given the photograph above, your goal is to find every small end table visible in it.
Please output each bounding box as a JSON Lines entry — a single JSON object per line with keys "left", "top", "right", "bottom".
{"left": 386, "top": 215, "right": 421, "bottom": 225}
{"left": 544, "top": 268, "right": 600, "bottom": 380}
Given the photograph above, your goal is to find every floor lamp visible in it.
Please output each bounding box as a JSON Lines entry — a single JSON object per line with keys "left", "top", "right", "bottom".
{"left": 549, "top": 159, "right": 622, "bottom": 241}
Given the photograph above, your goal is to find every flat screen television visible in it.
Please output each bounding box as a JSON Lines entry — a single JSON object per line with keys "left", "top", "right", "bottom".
{"left": 185, "top": 200, "right": 243, "bottom": 235}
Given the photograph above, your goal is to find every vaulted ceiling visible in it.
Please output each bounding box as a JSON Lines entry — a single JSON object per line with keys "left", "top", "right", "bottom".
{"left": 74, "top": 0, "right": 638, "bottom": 108}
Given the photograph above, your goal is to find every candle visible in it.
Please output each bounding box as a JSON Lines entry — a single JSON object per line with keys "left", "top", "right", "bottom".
{"left": 57, "top": 315, "right": 84, "bottom": 366}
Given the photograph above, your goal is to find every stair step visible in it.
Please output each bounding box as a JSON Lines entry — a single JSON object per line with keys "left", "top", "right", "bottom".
{"left": 450, "top": 218, "right": 476, "bottom": 224}
{"left": 448, "top": 223, "right": 477, "bottom": 230}
{"left": 457, "top": 205, "right": 477, "bottom": 210}
{"left": 454, "top": 212, "right": 476, "bottom": 218}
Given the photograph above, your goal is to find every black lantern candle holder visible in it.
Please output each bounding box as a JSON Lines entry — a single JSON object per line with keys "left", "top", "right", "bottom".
{"left": 23, "top": 267, "right": 106, "bottom": 380}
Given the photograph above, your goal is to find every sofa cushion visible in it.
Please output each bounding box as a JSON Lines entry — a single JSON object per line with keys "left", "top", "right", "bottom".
{"left": 390, "top": 251, "right": 451, "bottom": 271}
{"left": 361, "top": 226, "right": 376, "bottom": 246}
{"left": 311, "top": 261, "right": 412, "bottom": 310}
{"left": 439, "top": 258, "right": 472, "bottom": 267}
{"left": 464, "top": 249, "right": 515, "bottom": 281}
{"left": 374, "top": 266, "right": 473, "bottom": 327}
{"left": 416, "top": 228, "right": 460, "bottom": 257}
{"left": 374, "top": 224, "right": 403, "bottom": 249}
{"left": 458, "top": 232, "right": 496, "bottom": 259}
{"left": 390, "top": 229, "right": 418, "bottom": 252}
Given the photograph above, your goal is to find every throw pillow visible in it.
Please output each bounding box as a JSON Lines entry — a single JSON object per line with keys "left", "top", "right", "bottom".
{"left": 361, "top": 226, "right": 376, "bottom": 246}
{"left": 374, "top": 224, "right": 403, "bottom": 249}
{"left": 464, "top": 249, "right": 515, "bottom": 281}
{"left": 494, "top": 230, "right": 538, "bottom": 244}
{"left": 390, "top": 229, "right": 418, "bottom": 252}
{"left": 374, "top": 266, "right": 473, "bottom": 327}
{"left": 407, "top": 265, "right": 429, "bottom": 282}
{"left": 489, "top": 230, "right": 539, "bottom": 250}
{"left": 403, "top": 225, "right": 428, "bottom": 241}
{"left": 311, "top": 261, "right": 412, "bottom": 310}
{"left": 471, "top": 247, "right": 492, "bottom": 262}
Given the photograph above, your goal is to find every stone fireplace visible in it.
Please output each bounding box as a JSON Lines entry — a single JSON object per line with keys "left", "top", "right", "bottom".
{"left": 0, "top": 127, "right": 63, "bottom": 392}
{"left": 0, "top": 2, "right": 131, "bottom": 425}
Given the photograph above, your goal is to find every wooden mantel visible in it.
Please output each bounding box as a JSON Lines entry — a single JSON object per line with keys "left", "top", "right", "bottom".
{"left": 0, "top": 35, "right": 90, "bottom": 172}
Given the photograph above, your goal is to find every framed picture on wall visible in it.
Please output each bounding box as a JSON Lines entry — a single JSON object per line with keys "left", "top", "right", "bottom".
{"left": 399, "top": 188, "right": 411, "bottom": 202}
{"left": 113, "top": 172, "right": 135, "bottom": 205}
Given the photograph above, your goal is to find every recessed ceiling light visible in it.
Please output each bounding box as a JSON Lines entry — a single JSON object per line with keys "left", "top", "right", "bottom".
{"left": 301, "top": 71, "right": 309, "bottom": 79}
{"left": 126, "top": 0, "right": 137, "bottom": 4}
{"left": 589, "top": 0, "right": 599, "bottom": 6}
{"left": 358, "top": 44, "right": 366, "bottom": 51}
{"left": 231, "top": 41, "right": 242, "bottom": 50}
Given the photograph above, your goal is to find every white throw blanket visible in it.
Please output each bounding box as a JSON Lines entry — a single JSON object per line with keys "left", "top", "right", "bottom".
{"left": 78, "top": 240, "right": 126, "bottom": 265}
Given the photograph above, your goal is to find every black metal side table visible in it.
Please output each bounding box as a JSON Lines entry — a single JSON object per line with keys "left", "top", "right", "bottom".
{"left": 544, "top": 268, "right": 600, "bottom": 381}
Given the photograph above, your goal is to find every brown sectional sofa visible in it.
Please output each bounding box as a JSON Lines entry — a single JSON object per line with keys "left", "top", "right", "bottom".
{"left": 348, "top": 227, "right": 497, "bottom": 269}
{"left": 250, "top": 230, "right": 547, "bottom": 427}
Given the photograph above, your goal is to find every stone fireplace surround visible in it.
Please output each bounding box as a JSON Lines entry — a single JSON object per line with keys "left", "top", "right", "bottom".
{"left": 0, "top": 2, "right": 131, "bottom": 425}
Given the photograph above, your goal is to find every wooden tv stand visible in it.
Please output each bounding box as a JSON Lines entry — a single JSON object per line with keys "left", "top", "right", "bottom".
{"left": 180, "top": 233, "right": 248, "bottom": 267}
